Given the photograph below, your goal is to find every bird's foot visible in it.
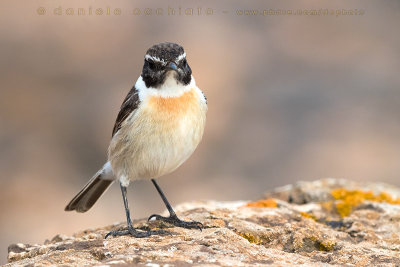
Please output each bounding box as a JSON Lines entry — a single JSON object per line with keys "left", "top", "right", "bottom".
{"left": 105, "top": 226, "right": 169, "bottom": 239}
{"left": 148, "top": 214, "right": 203, "bottom": 231}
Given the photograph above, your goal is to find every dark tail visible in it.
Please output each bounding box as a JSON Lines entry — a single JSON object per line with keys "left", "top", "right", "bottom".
{"left": 65, "top": 162, "right": 115, "bottom": 213}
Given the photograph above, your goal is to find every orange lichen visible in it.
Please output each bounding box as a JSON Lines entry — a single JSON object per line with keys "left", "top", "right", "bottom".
{"left": 300, "top": 212, "right": 317, "bottom": 221}
{"left": 246, "top": 198, "right": 277, "bottom": 208}
{"left": 321, "top": 201, "right": 334, "bottom": 213}
{"left": 331, "top": 188, "right": 400, "bottom": 217}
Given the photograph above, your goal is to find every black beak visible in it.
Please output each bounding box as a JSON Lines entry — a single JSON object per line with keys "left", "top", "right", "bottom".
{"left": 168, "top": 62, "right": 178, "bottom": 70}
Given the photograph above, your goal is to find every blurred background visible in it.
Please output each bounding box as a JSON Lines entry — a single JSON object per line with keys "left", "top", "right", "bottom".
{"left": 1, "top": 0, "right": 399, "bottom": 263}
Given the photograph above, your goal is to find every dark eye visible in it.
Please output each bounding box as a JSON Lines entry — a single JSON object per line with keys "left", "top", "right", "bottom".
{"left": 148, "top": 60, "right": 156, "bottom": 70}
{"left": 181, "top": 59, "right": 187, "bottom": 67}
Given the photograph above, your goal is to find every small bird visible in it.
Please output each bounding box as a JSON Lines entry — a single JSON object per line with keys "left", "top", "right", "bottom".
{"left": 65, "top": 42, "right": 207, "bottom": 238}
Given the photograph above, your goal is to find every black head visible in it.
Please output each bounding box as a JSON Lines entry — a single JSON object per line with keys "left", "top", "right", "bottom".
{"left": 141, "top": 42, "right": 192, "bottom": 88}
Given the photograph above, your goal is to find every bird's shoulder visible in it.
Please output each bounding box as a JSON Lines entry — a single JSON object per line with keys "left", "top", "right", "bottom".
{"left": 112, "top": 86, "right": 140, "bottom": 137}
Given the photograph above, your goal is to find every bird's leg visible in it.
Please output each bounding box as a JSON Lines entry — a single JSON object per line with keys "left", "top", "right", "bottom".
{"left": 105, "top": 182, "right": 168, "bottom": 238}
{"left": 147, "top": 179, "right": 203, "bottom": 231}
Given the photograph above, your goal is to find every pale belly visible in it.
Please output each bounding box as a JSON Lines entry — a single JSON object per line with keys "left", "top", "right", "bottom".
{"left": 108, "top": 89, "right": 207, "bottom": 183}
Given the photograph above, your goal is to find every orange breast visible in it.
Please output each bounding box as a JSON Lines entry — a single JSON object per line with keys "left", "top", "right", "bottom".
{"left": 147, "top": 89, "right": 199, "bottom": 115}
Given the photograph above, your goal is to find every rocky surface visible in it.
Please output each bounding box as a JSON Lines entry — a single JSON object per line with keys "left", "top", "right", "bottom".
{"left": 6, "top": 179, "right": 400, "bottom": 266}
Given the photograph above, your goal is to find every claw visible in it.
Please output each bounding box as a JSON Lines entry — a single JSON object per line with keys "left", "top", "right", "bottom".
{"left": 189, "top": 220, "right": 203, "bottom": 231}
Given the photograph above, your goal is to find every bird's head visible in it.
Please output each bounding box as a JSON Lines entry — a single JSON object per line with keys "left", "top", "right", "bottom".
{"left": 141, "top": 42, "right": 192, "bottom": 89}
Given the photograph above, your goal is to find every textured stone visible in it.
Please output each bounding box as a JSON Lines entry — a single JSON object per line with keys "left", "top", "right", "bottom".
{"left": 6, "top": 179, "right": 400, "bottom": 266}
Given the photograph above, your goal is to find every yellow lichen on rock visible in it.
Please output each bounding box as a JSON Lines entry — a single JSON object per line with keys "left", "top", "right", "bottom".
{"left": 299, "top": 212, "right": 317, "bottom": 221}
{"left": 317, "top": 241, "right": 336, "bottom": 252}
{"left": 245, "top": 198, "right": 277, "bottom": 208}
{"left": 331, "top": 188, "right": 400, "bottom": 217}
{"left": 239, "top": 232, "right": 263, "bottom": 245}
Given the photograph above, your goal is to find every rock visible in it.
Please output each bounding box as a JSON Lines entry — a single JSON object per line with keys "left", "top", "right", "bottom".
{"left": 6, "top": 179, "right": 400, "bottom": 266}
